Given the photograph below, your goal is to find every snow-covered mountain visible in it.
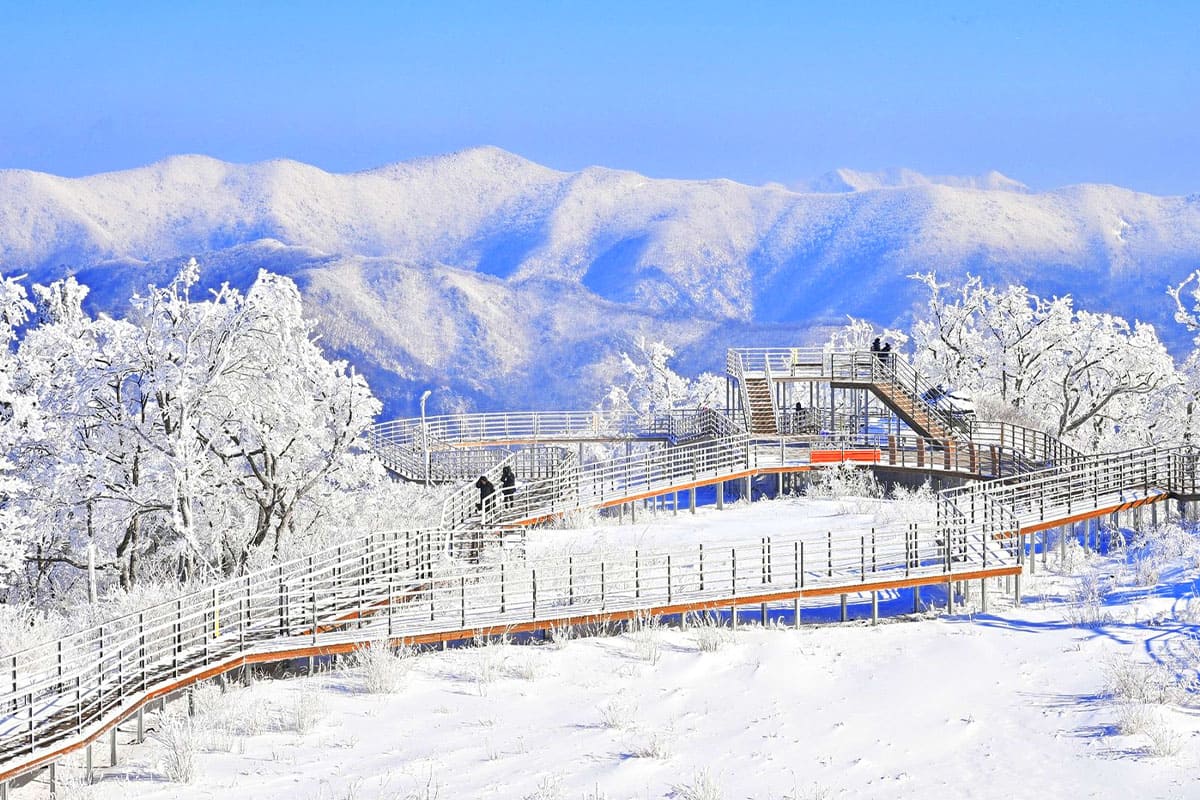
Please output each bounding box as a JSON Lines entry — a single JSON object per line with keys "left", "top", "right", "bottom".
{"left": 3, "top": 147, "right": 1199, "bottom": 416}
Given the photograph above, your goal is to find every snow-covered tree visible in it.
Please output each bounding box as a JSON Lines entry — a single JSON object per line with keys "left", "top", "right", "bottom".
{"left": 825, "top": 316, "right": 909, "bottom": 355}
{"left": 7, "top": 262, "right": 384, "bottom": 598}
{"left": 599, "top": 337, "right": 723, "bottom": 418}
{"left": 0, "top": 273, "right": 38, "bottom": 588}
{"left": 910, "top": 272, "right": 1179, "bottom": 451}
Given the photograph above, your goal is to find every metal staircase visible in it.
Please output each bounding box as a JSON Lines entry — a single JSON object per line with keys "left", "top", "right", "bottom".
{"left": 743, "top": 377, "right": 779, "bottom": 434}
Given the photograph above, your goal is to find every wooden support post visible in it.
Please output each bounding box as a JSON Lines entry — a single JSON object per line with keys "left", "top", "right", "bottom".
{"left": 1014, "top": 572, "right": 1022, "bottom": 606}
{"left": 630, "top": 500, "right": 637, "bottom": 523}
{"left": 913, "top": 586, "right": 920, "bottom": 613}
{"left": 871, "top": 591, "right": 878, "bottom": 625}
{"left": 947, "top": 581, "right": 955, "bottom": 614}
{"left": 110, "top": 725, "right": 118, "bottom": 766}
{"left": 136, "top": 707, "right": 144, "bottom": 744}
{"left": 840, "top": 594, "right": 847, "bottom": 622}
{"left": 1152, "top": 501, "right": 1158, "bottom": 528}
{"left": 1029, "top": 533, "right": 1036, "bottom": 575}
{"left": 793, "top": 598, "right": 801, "bottom": 629}
{"left": 690, "top": 488, "right": 696, "bottom": 514}
{"left": 86, "top": 743, "right": 94, "bottom": 784}
{"left": 1, "top": 780, "right": 7, "bottom": 800}
{"left": 49, "top": 763, "right": 56, "bottom": 798}
{"left": 716, "top": 482, "right": 724, "bottom": 510}
{"left": 731, "top": 604, "right": 738, "bottom": 629}
{"left": 980, "top": 578, "right": 988, "bottom": 613}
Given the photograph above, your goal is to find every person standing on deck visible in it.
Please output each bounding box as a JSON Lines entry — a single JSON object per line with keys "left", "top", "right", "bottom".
{"left": 500, "top": 466, "right": 516, "bottom": 508}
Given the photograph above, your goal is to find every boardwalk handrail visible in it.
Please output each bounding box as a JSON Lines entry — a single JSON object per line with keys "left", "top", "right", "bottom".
{"left": 7, "top": 341, "right": 1200, "bottom": 786}
{"left": 370, "top": 409, "right": 734, "bottom": 482}
{"left": 940, "top": 445, "right": 1184, "bottom": 530}
{"left": 0, "top": 517, "right": 1021, "bottom": 780}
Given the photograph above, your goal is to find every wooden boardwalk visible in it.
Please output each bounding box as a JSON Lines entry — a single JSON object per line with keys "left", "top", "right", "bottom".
{"left": 3, "top": 350, "right": 1199, "bottom": 790}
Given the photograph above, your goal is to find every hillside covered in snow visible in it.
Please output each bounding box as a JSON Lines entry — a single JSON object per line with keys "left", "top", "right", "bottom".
{"left": 2, "top": 147, "right": 1199, "bottom": 415}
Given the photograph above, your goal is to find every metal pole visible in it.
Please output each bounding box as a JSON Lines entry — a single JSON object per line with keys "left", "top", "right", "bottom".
{"left": 420, "top": 389, "right": 432, "bottom": 487}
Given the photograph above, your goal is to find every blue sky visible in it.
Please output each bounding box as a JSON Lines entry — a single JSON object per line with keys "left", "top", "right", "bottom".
{"left": 1, "top": 1, "right": 1196, "bottom": 193}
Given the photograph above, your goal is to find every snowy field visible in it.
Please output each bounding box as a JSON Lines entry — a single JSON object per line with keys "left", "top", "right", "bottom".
{"left": 25, "top": 497, "right": 1200, "bottom": 800}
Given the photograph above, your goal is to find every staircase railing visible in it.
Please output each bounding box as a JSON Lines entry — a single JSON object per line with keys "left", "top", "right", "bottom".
{"left": 727, "top": 348, "right": 975, "bottom": 440}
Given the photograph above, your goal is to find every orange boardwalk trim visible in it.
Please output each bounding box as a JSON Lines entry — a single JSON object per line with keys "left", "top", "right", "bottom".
{"left": 1020, "top": 493, "right": 1171, "bottom": 535}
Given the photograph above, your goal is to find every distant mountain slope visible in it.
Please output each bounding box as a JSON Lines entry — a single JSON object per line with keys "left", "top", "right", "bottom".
{"left": 2, "top": 148, "right": 1199, "bottom": 415}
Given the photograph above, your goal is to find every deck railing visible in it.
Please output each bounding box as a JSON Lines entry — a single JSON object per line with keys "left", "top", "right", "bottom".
{"left": 728, "top": 348, "right": 974, "bottom": 438}
{"left": 0, "top": 514, "right": 1020, "bottom": 780}
{"left": 8, "top": 345, "right": 1200, "bottom": 787}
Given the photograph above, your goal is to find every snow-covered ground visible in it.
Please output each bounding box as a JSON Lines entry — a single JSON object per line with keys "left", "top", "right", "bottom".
{"left": 27, "top": 497, "right": 1200, "bottom": 800}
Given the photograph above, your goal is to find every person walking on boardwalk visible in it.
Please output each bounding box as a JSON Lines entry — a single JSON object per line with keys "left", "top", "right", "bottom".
{"left": 500, "top": 466, "right": 516, "bottom": 508}
{"left": 475, "top": 475, "right": 496, "bottom": 513}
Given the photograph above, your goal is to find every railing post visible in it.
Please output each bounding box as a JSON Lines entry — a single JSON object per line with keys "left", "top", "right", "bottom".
{"left": 278, "top": 565, "right": 286, "bottom": 635}
{"left": 532, "top": 569, "right": 539, "bottom": 619}
{"left": 731, "top": 547, "right": 738, "bottom": 596}
{"left": 667, "top": 555, "right": 673, "bottom": 603}
{"left": 798, "top": 541, "right": 805, "bottom": 589}
{"left": 460, "top": 576, "right": 467, "bottom": 627}
{"left": 138, "top": 612, "right": 146, "bottom": 693}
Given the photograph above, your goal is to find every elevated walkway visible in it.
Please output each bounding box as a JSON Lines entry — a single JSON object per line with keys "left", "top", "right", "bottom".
{"left": 4, "top": 348, "right": 1200, "bottom": 790}
{"left": 727, "top": 348, "right": 972, "bottom": 440}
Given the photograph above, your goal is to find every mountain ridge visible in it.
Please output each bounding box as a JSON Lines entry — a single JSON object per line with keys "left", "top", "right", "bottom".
{"left": 2, "top": 148, "right": 1198, "bottom": 415}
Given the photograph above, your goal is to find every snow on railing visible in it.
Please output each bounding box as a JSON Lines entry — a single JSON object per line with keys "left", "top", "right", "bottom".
{"left": 5, "top": 419, "right": 1198, "bottom": 782}
{"left": 368, "top": 409, "right": 734, "bottom": 482}
{"left": 939, "top": 445, "right": 1182, "bottom": 531}
{"left": 0, "top": 516, "right": 1017, "bottom": 778}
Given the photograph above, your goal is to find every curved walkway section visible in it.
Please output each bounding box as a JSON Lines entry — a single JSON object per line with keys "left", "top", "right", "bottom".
{"left": 4, "top": 349, "right": 1200, "bottom": 789}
